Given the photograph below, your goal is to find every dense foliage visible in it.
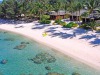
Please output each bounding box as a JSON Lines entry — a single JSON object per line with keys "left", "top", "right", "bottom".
{"left": 0, "top": 0, "right": 99, "bottom": 30}
{"left": 39, "top": 15, "right": 51, "bottom": 24}
{"left": 64, "top": 22, "right": 78, "bottom": 28}
{"left": 79, "top": 21, "right": 100, "bottom": 30}
{"left": 0, "top": 0, "right": 99, "bottom": 20}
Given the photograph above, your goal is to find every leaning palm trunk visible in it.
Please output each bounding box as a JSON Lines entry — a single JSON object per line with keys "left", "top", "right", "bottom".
{"left": 39, "top": 10, "right": 42, "bottom": 20}
{"left": 71, "top": 12, "right": 74, "bottom": 21}
{"left": 85, "top": 17, "right": 87, "bottom": 23}
{"left": 39, "top": 12, "right": 41, "bottom": 20}
{"left": 76, "top": 11, "right": 78, "bottom": 23}
{"left": 79, "top": 9, "right": 81, "bottom": 24}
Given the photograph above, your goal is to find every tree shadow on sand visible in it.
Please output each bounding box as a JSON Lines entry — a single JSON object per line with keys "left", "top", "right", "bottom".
{"left": 46, "top": 27, "right": 100, "bottom": 46}
{"left": 32, "top": 23, "right": 100, "bottom": 46}
{"left": 32, "top": 24, "right": 51, "bottom": 29}
{"left": 73, "top": 28, "right": 88, "bottom": 35}
{"left": 79, "top": 33, "right": 100, "bottom": 46}
{"left": 90, "top": 38, "right": 100, "bottom": 46}
{"left": 45, "top": 27, "right": 73, "bottom": 39}
{"left": 0, "top": 19, "right": 27, "bottom": 25}
{"left": 79, "top": 34, "right": 96, "bottom": 40}
{"left": 50, "top": 31, "right": 73, "bottom": 39}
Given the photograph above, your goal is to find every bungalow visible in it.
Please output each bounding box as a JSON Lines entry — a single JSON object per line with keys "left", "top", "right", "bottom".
{"left": 95, "top": 20, "right": 100, "bottom": 31}
{"left": 70, "top": 9, "right": 87, "bottom": 21}
{"left": 92, "top": 9, "right": 100, "bottom": 20}
{"left": 82, "top": 9, "right": 100, "bottom": 23}
{"left": 49, "top": 11, "right": 70, "bottom": 20}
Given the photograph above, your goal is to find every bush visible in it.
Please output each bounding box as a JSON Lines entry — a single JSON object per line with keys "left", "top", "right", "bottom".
{"left": 79, "top": 24, "right": 90, "bottom": 30}
{"left": 60, "top": 22, "right": 67, "bottom": 26}
{"left": 55, "top": 18, "right": 62, "bottom": 24}
{"left": 96, "top": 27, "right": 100, "bottom": 32}
{"left": 40, "top": 20, "right": 51, "bottom": 24}
{"left": 40, "top": 15, "right": 50, "bottom": 20}
{"left": 39, "top": 15, "right": 51, "bottom": 24}
{"left": 63, "top": 22, "right": 78, "bottom": 28}
{"left": 65, "top": 14, "right": 70, "bottom": 18}
{"left": 73, "top": 23, "right": 79, "bottom": 27}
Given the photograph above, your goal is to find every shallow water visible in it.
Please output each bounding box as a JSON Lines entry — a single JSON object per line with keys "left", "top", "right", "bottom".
{"left": 0, "top": 30, "right": 100, "bottom": 75}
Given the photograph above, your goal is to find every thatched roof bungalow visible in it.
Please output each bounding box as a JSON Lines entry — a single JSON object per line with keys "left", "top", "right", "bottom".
{"left": 82, "top": 9, "right": 100, "bottom": 23}
{"left": 70, "top": 9, "right": 87, "bottom": 21}
{"left": 49, "top": 10, "right": 70, "bottom": 20}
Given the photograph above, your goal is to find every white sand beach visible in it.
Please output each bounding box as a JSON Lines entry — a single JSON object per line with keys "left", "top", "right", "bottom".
{"left": 0, "top": 21, "right": 100, "bottom": 70}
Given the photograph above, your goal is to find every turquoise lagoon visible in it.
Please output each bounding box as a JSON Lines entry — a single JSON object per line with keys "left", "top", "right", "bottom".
{"left": 0, "top": 30, "right": 100, "bottom": 75}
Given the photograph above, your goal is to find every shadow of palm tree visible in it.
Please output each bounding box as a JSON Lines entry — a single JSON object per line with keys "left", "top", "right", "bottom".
{"left": 49, "top": 31, "right": 73, "bottom": 39}
{"left": 45, "top": 27, "right": 73, "bottom": 39}
{"left": 90, "top": 38, "right": 100, "bottom": 46}
{"left": 0, "top": 19, "right": 28, "bottom": 25}
{"left": 79, "top": 34, "right": 96, "bottom": 40}
{"left": 32, "top": 23, "right": 100, "bottom": 46}
{"left": 73, "top": 28, "right": 88, "bottom": 35}
{"left": 32, "top": 24, "right": 50, "bottom": 29}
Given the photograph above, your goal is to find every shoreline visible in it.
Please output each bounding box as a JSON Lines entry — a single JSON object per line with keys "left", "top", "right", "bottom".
{"left": 0, "top": 22, "right": 100, "bottom": 71}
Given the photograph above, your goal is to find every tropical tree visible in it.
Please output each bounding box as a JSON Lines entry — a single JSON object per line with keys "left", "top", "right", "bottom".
{"left": 76, "top": 1, "right": 83, "bottom": 23}
{"left": 35, "top": 2, "right": 44, "bottom": 20}
{"left": 88, "top": 21, "right": 97, "bottom": 31}
{"left": 54, "top": 0, "right": 61, "bottom": 13}
{"left": 0, "top": 0, "right": 8, "bottom": 18}
{"left": 85, "top": 0, "right": 100, "bottom": 14}
{"left": 67, "top": 0, "right": 77, "bottom": 21}
{"left": 81, "top": 12, "right": 89, "bottom": 23}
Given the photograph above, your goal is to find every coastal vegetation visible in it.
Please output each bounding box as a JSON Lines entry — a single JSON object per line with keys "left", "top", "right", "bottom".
{"left": 0, "top": 0, "right": 99, "bottom": 30}
{"left": 39, "top": 15, "right": 51, "bottom": 24}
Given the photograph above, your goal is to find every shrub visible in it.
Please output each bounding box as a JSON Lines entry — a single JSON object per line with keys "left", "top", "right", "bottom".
{"left": 39, "top": 15, "right": 51, "bottom": 24}
{"left": 96, "top": 27, "right": 100, "bottom": 31}
{"left": 55, "top": 18, "right": 62, "bottom": 24}
{"left": 73, "top": 23, "right": 79, "bottom": 27}
{"left": 79, "top": 24, "right": 90, "bottom": 30}
{"left": 40, "top": 20, "right": 51, "bottom": 24}
{"left": 40, "top": 15, "right": 50, "bottom": 20}
{"left": 63, "top": 22, "right": 78, "bottom": 28}
{"left": 65, "top": 14, "right": 70, "bottom": 18}
{"left": 52, "top": 22, "right": 56, "bottom": 25}
{"left": 60, "top": 22, "right": 67, "bottom": 26}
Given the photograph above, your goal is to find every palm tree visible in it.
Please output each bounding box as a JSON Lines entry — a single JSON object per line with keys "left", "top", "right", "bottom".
{"left": 85, "top": 0, "right": 100, "bottom": 15}
{"left": 81, "top": 12, "right": 89, "bottom": 23}
{"left": 67, "top": 0, "right": 77, "bottom": 21}
{"left": 35, "top": 2, "right": 44, "bottom": 20}
{"left": 0, "top": 0, "right": 8, "bottom": 18}
{"left": 54, "top": 1, "right": 62, "bottom": 19}
{"left": 63, "top": 0, "right": 71, "bottom": 19}
{"left": 76, "top": 1, "right": 83, "bottom": 23}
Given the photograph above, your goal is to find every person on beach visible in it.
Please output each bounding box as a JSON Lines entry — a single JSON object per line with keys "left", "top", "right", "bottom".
{"left": 70, "top": 32, "right": 76, "bottom": 39}
{"left": 73, "top": 32, "right": 76, "bottom": 37}
{"left": 42, "top": 31, "right": 48, "bottom": 37}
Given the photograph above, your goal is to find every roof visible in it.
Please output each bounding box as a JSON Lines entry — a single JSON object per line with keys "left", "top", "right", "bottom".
{"left": 72, "top": 9, "right": 87, "bottom": 16}
{"left": 96, "top": 20, "right": 100, "bottom": 24}
{"left": 49, "top": 10, "right": 70, "bottom": 16}
{"left": 72, "top": 9, "right": 100, "bottom": 19}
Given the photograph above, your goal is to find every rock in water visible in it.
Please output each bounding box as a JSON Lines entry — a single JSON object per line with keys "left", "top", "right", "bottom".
{"left": 21, "top": 42, "right": 30, "bottom": 44}
{"left": 33, "top": 58, "right": 42, "bottom": 64}
{"left": 72, "top": 72, "right": 81, "bottom": 75}
{"left": 46, "top": 72, "right": 64, "bottom": 75}
{"left": 14, "top": 44, "right": 26, "bottom": 50}
{"left": 29, "top": 52, "right": 56, "bottom": 64}
{"left": 4, "top": 38, "right": 15, "bottom": 41}
{"left": 45, "top": 66, "right": 51, "bottom": 70}
{"left": 1, "top": 59, "right": 7, "bottom": 64}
